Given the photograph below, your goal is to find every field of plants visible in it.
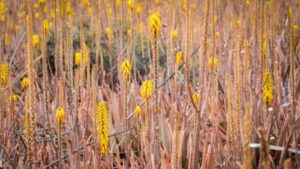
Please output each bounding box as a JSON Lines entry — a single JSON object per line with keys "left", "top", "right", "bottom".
{"left": 0, "top": 0, "right": 299, "bottom": 168}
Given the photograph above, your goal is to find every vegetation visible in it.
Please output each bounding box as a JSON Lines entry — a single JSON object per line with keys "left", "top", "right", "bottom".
{"left": 0, "top": 0, "right": 299, "bottom": 168}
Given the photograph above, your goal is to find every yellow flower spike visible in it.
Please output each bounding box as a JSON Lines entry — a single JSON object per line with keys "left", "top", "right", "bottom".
{"left": 55, "top": 107, "right": 65, "bottom": 128}
{"left": 0, "top": 64, "right": 9, "bottom": 86}
{"left": 66, "top": 2, "right": 72, "bottom": 17}
{"left": 35, "top": 12, "right": 40, "bottom": 20}
{"left": 39, "top": 0, "right": 46, "bottom": 5}
{"left": 4, "top": 33, "right": 10, "bottom": 47}
{"left": 105, "top": 27, "right": 112, "bottom": 38}
{"left": 33, "top": 3, "right": 39, "bottom": 10}
{"left": 120, "top": 59, "right": 132, "bottom": 80}
{"left": 214, "top": 15, "right": 218, "bottom": 23}
{"left": 108, "top": 8, "right": 113, "bottom": 15}
{"left": 170, "top": 30, "right": 178, "bottom": 40}
{"left": 9, "top": 94, "right": 18, "bottom": 103}
{"left": 50, "top": 9, "right": 55, "bottom": 19}
{"left": 43, "top": 6, "right": 48, "bottom": 14}
{"left": 141, "top": 80, "right": 153, "bottom": 100}
{"left": 148, "top": 12, "right": 161, "bottom": 35}
{"left": 245, "top": 0, "right": 250, "bottom": 6}
{"left": 127, "top": 0, "right": 134, "bottom": 10}
{"left": 82, "top": 0, "right": 90, "bottom": 7}
{"left": 182, "top": 0, "right": 187, "bottom": 12}
{"left": 134, "top": 105, "right": 142, "bottom": 117}
{"left": 75, "top": 51, "right": 82, "bottom": 66}
{"left": 175, "top": 52, "right": 183, "bottom": 66}
{"left": 208, "top": 57, "right": 218, "bottom": 69}
{"left": 215, "top": 31, "right": 220, "bottom": 37}
{"left": 192, "top": 92, "right": 200, "bottom": 105}
{"left": 155, "top": 0, "right": 160, "bottom": 5}
{"left": 21, "top": 77, "right": 29, "bottom": 90}
{"left": 43, "top": 19, "right": 49, "bottom": 34}
{"left": 32, "top": 34, "right": 39, "bottom": 48}
{"left": 288, "top": 7, "right": 293, "bottom": 19}
{"left": 136, "top": 3, "right": 142, "bottom": 17}
{"left": 263, "top": 69, "right": 273, "bottom": 104}
{"left": 116, "top": 0, "right": 121, "bottom": 7}
{"left": 127, "top": 29, "right": 132, "bottom": 37}
{"left": 243, "top": 39, "right": 249, "bottom": 48}
{"left": 293, "top": 25, "right": 299, "bottom": 31}
{"left": 88, "top": 6, "right": 93, "bottom": 15}
{"left": 97, "top": 101, "right": 109, "bottom": 157}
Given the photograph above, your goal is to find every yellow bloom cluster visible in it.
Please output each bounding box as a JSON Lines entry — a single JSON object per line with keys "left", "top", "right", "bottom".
{"left": 208, "top": 57, "right": 218, "bottom": 69}
{"left": 0, "top": 64, "right": 9, "bottom": 86}
{"left": 171, "top": 30, "right": 178, "bottom": 40}
{"left": 120, "top": 59, "right": 132, "bottom": 81}
{"left": 55, "top": 107, "right": 65, "bottom": 129}
{"left": 136, "top": 3, "right": 142, "bottom": 17}
{"left": 192, "top": 92, "right": 200, "bottom": 105}
{"left": 97, "top": 101, "right": 109, "bottom": 157}
{"left": 32, "top": 34, "right": 40, "bottom": 48}
{"left": 21, "top": 77, "right": 29, "bottom": 90}
{"left": 127, "top": 0, "right": 134, "bottom": 10}
{"left": 75, "top": 51, "right": 82, "bottom": 66}
{"left": 262, "top": 69, "right": 273, "bottom": 104}
{"left": 141, "top": 80, "right": 153, "bottom": 100}
{"left": 134, "top": 105, "right": 142, "bottom": 117}
{"left": 149, "top": 12, "right": 161, "bottom": 35}
{"left": 175, "top": 52, "right": 183, "bottom": 66}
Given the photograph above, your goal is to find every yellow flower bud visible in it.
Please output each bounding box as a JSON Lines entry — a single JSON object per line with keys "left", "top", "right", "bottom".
{"left": 21, "top": 77, "right": 29, "bottom": 90}
{"left": 32, "top": 34, "right": 40, "bottom": 47}
{"left": 134, "top": 105, "right": 142, "bottom": 117}
{"left": 75, "top": 51, "right": 82, "bottom": 66}
{"left": 141, "top": 80, "right": 153, "bottom": 100}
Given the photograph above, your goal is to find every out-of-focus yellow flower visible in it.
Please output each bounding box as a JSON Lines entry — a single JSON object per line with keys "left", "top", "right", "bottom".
{"left": 243, "top": 39, "right": 249, "bottom": 48}
{"left": 263, "top": 69, "right": 273, "bottom": 104}
{"left": 4, "top": 33, "right": 10, "bottom": 47}
{"left": 170, "top": 30, "right": 178, "bottom": 40}
{"left": 66, "top": 2, "right": 72, "bottom": 17}
{"left": 35, "top": 12, "right": 40, "bottom": 20}
{"left": 134, "top": 105, "right": 142, "bottom": 117}
{"left": 0, "top": 64, "right": 9, "bottom": 86}
{"left": 155, "top": 0, "right": 160, "bottom": 5}
{"left": 208, "top": 57, "right": 218, "bottom": 69}
{"left": 214, "top": 15, "right": 218, "bottom": 23}
{"left": 175, "top": 52, "right": 183, "bottom": 66}
{"left": 127, "top": 0, "right": 134, "bottom": 10}
{"left": 21, "top": 77, "right": 29, "bottom": 90}
{"left": 33, "top": 3, "right": 39, "bottom": 10}
{"left": 108, "top": 8, "right": 113, "bottom": 15}
{"left": 55, "top": 107, "right": 65, "bottom": 128}
{"left": 88, "top": 6, "right": 93, "bottom": 15}
{"left": 82, "top": 0, "right": 90, "bottom": 7}
{"left": 43, "top": 6, "right": 48, "bottom": 14}
{"left": 50, "top": 9, "right": 55, "bottom": 18}
{"left": 39, "top": 0, "right": 46, "bottom": 5}
{"left": 192, "top": 92, "right": 200, "bottom": 105}
{"left": 141, "top": 80, "right": 153, "bottom": 100}
{"left": 127, "top": 29, "right": 132, "bottom": 37}
{"left": 116, "top": 0, "right": 121, "bottom": 7}
{"left": 293, "top": 25, "right": 299, "bottom": 31}
{"left": 43, "top": 19, "right": 49, "bottom": 34}
{"left": 215, "top": 31, "right": 220, "bottom": 37}
{"left": 32, "top": 34, "right": 39, "bottom": 47}
{"left": 148, "top": 12, "right": 161, "bottom": 35}
{"left": 288, "top": 7, "right": 293, "bottom": 19}
{"left": 136, "top": 3, "right": 142, "bottom": 17}
{"left": 9, "top": 94, "right": 18, "bottom": 103}
{"left": 75, "top": 51, "right": 81, "bottom": 66}
{"left": 245, "top": 0, "right": 250, "bottom": 6}
{"left": 120, "top": 59, "right": 131, "bottom": 80}
{"left": 105, "top": 27, "right": 112, "bottom": 38}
